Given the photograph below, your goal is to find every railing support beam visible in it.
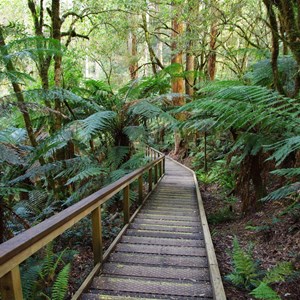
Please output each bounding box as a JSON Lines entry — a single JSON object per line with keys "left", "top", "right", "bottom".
{"left": 138, "top": 175, "right": 143, "bottom": 204}
{"left": 0, "top": 267, "right": 23, "bottom": 300}
{"left": 91, "top": 207, "right": 103, "bottom": 265}
{"left": 123, "top": 185, "right": 130, "bottom": 224}
{"left": 148, "top": 168, "right": 153, "bottom": 192}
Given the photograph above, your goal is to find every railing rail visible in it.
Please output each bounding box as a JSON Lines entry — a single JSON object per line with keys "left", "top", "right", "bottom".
{"left": 0, "top": 147, "right": 165, "bottom": 300}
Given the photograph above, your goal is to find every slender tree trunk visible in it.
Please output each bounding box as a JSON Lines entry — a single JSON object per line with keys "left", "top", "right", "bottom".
{"left": 142, "top": 13, "right": 164, "bottom": 75}
{"left": 28, "top": 0, "right": 52, "bottom": 108}
{"left": 185, "top": 0, "right": 198, "bottom": 97}
{"left": 0, "top": 28, "right": 38, "bottom": 150}
{"left": 207, "top": 2, "right": 218, "bottom": 81}
{"left": 128, "top": 32, "right": 138, "bottom": 80}
{"left": 268, "top": 0, "right": 300, "bottom": 96}
{"left": 263, "top": 0, "right": 285, "bottom": 94}
{"left": 52, "top": 0, "right": 65, "bottom": 161}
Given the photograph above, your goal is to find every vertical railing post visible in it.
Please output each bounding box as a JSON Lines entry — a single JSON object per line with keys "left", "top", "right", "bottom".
{"left": 158, "top": 159, "right": 162, "bottom": 178}
{"left": 91, "top": 206, "right": 103, "bottom": 265}
{"left": 138, "top": 175, "right": 143, "bottom": 204}
{"left": 154, "top": 163, "right": 158, "bottom": 184}
{"left": 148, "top": 168, "right": 153, "bottom": 192}
{"left": 0, "top": 266, "right": 23, "bottom": 300}
{"left": 123, "top": 185, "right": 130, "bottom": 224}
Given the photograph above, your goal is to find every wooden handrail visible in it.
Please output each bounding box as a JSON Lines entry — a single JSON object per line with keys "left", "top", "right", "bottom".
{"left": 0, "top": 147, "right": 164, "bottom": 300}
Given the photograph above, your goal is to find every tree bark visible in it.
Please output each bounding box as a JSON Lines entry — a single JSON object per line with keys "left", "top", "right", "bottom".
{"left": 269, "top": 0, "right": 300, "bottom": 96}
{"left": 28, "top": 0, "right": 52, "bottom": 107}
{"left": 207, "top": 2, "right": 218, "bottom": 81}
{"left": 142, "top": 13, "right": 164, "bottom": 75}
{"left": 128, "top": 32, "right": 138, "bottom": 80}
{"left": 185, "top": 0, "right": 199, "bottom": 97}
{"left": 263, "top": 0, "right": 285, "bottom": 94}
{"left": 171, "top": 2, "right": 185, "bottom": 155}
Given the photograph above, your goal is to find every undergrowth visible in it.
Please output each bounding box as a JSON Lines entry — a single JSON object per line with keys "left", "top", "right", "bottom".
{"left": 226, "top": 237, "right": 293, "bottom": 299}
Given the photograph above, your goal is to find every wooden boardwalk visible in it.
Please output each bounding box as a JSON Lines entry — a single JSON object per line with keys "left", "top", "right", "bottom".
{"left": 81, "top": 158, "right": 225, "bottom": 300}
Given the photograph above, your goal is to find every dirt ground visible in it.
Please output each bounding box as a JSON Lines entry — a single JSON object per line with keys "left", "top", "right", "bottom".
{"left": 201, "top": 183, "right": 300, "bottom": 299}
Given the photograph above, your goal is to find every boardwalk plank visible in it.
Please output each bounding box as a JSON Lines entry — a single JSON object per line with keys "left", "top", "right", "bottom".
{"left": 91, "top": 276, "right": 213, "bottom": 298}
{"left": 108, "top": 252, "right": 208, "bottom": 268}
{"left": 102, "top": 262, "right": 210, "bottom": 281}
{"left": 121, "top": 235, "right": 204, "bottom": 247}
{"left": 115, "top": 243, "right": 207, "bottom": 256}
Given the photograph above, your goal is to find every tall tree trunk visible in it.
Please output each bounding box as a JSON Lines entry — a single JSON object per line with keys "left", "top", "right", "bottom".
{"left": 263, "top": 0, "right": 285, "bottom": 94}
{"left": 185, "top": 0, "right": 199, "bottom": 97}
{"left": 52, "top": 0, "right": 65, "bottom": 161}
{"left": 28, "top": 0, "right": 52, "bottom": 108}
{"left": 207, "top": 2, "right": 218, "bottom": 81}
{"left": 128, "top": 32, "right": 138, "bottom": 80}
{"left": 268, "top": 0, "right": 300, "bottom": 97}
{"left": 171, "top": 3, "right": 185, "bottom": 155}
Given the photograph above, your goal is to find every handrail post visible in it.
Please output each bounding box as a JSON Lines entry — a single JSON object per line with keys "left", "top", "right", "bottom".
{"left": 154, "top": 163, "right": 158, "bottom": 184}
{"left": 138, "top": 175, "right": 143, "bottom": 204}
{"left": 158, "top": 160, "right": 162, "bottom": 178}
{"left": 0, "top": 266, "right": 23, "bottom": 300}
{"left": 91, "top": 207, "right": 103, "bottom": 265}
{"left": 148, "top": 168, "right": 153, "bottom": 192}
{"left": 123, "top": 185, "right": 130, "bottom": 224}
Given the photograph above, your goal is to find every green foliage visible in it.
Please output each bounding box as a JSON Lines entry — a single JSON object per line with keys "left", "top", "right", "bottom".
{"left": 50, "top": 264, "right": 70, "bottom": 300}
{"left": 250, "top": 283, "right": 281, "bottom": 300}
{"left": 227, "top": 238, "right": 293, "bottom": 299}
{"left": 21, "top": 243, "right": 74, "bottom": 300}
{"left": 245, "top": 56, "right": 298, "bottom": 95}
{"left": 226, "top": 237, "right": 258, "bottom": 289}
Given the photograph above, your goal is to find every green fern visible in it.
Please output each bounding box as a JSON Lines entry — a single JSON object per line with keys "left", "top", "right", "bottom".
{"left": 262, "top": 182, "right": 300, "bottom": 201}
{"left": 65, "top": 166, "right": 107, "bottom": 185}
{"left": 226, "top": 237, "right": 258, "bottom": 289}
{"left": 266, "top": 136, "right": 300, "bottom": 166}
{"left": 263, "top": 262, "right": 293, "bottom": 284}
{"left": 51, "top": 264, "right": 70, "bottom": 300}
{"left": 227, "top": 238, "right": 294, "bottom": 299}
{"left": 250, "top": 282, "right": 281, "bottom": 300}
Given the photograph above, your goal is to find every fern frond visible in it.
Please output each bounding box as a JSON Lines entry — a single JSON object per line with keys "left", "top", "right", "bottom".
{"left": 0, "top": 143, "right": 26, "bottom": 165}
{"left": 263, "top": 262, "right": 293, "bottom": 284}
{"left": 123, "top": 126, "right": 147, "bottom": 142}
{"left": 271, "top": 168, "right": 300, "bottom": 178}
{"left": 262, "top": 182, "right": 300, "bottom": 201}
{"left": 76, "top": 110, "right": 116, "bottom": 141}
{"left": 106, "top": 146, "right": 130, "bottom": 170}
{"left": 51, "top": 264, "right": 70, "bottom": 300}
{"left": 250, "top": 282, "right": 280, "bottom": 300}
{"left": 226, "top": 237, "right": 258, "bottom": 289}
{"left": 21, "top": 263, "right": 41, "bottom": 300}
{"left": 266, "top": 136, "right": 300, "bottom": 166}
{"left": 129, "top": 100, "right": 164, "bottom": 119}
{"left": 65, "top": 166, "right": 107, "bottom": 185}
